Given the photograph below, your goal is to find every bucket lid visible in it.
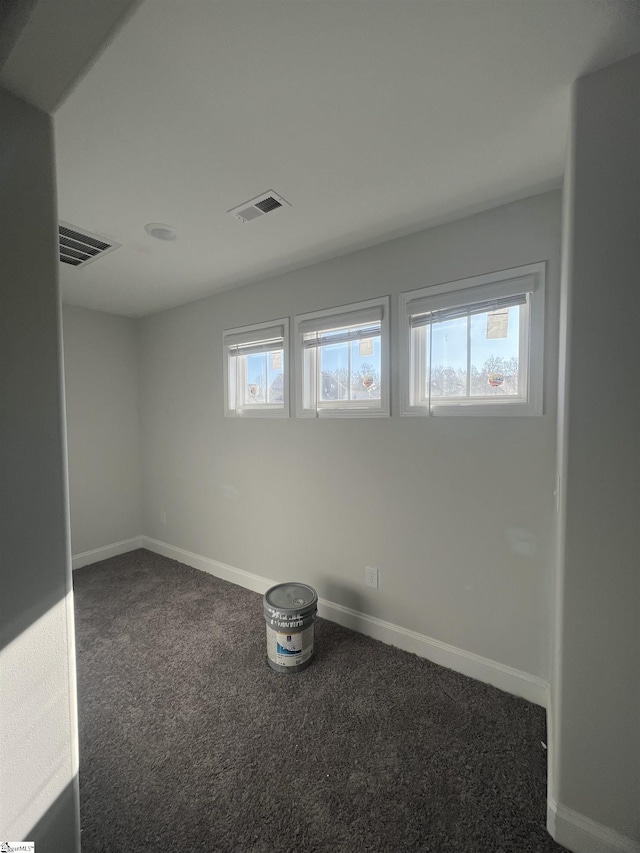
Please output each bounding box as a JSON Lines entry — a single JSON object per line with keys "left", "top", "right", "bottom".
{"left": 264, "top": 582, "right": 317, "bottom": 614}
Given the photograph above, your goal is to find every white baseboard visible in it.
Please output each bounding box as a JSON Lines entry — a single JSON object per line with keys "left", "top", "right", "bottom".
{"left": 141, "top": 535, "right": 548, "bottom": 708}
{"left": 547, "top": 799, "right": 640, "bottom": 853}
{"left": 316, "top": 597, "right": 549, "bottom": 707}
{"left": 142, "top": 536, "right": 273, "bottom": 595}
{"left": 72, "top": 536, "right": 143, "bottom": 570}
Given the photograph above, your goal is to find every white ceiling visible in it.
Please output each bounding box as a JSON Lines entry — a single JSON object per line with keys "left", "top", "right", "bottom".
{"left": 51, "top": 0, "right": 640, "bottom": 318}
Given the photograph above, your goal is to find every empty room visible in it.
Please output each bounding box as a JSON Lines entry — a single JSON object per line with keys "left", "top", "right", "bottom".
{"left": 1, "top": 2, "right": 639, "bottom": 852}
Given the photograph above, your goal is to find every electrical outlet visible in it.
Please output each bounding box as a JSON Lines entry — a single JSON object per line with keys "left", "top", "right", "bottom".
{"left": 160, "top": 510, "right": 167, "bottom": 524}
{"left": 365, "top": 566, "right": 379, "bottom": 589}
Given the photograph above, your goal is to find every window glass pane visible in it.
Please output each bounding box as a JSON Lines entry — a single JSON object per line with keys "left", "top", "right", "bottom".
{"left": 315, "top": 323, "right": 381, "bottom": 404}
{"left": 319, "top": 341, "right": 349, "bottom": 401}
{"left": 429, "top": 316, "right": 468, "bottom": 398}
{"left": 266, "top": 350, "right": 284, "bottom": 404}
{"left": 469, "top": 306, "right": 520, "bottom": 396}
{"left": 350, "top": 336, "right": 381, "bottom": 400}
{"left": 244, "top": 352, "right": 267, "bottom": 404}
{"left": 240, "top": 350, "right": 285, "bottom": 405}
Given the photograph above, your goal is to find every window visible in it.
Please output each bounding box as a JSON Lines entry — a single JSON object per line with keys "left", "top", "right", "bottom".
{"left": 224, "top": 319, "right": 289, "bottom": 417}
{"left": 295, "top": 297, "right": 389, "bottom": 417}
{"left": 400, "top": 263, "right": 545, "bottom": 416}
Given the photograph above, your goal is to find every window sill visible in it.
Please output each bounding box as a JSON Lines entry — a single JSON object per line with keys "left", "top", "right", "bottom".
{"left": 298, "top": 406, "right": 389, "bottom": 419}
{"left": 401, "top": 399, "right": 542, "bottom": 417}
{"left": 226, "top": 407, "right": 289, "bottom": 418}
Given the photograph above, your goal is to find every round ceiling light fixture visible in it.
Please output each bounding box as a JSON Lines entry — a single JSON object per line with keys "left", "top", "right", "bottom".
{"left": 145, "top": 223, "right": 177, "bottom": 241}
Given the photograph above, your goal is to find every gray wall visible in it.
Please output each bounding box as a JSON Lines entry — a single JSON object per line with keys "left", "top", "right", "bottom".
{"left": 138, "top": 190, "right": 561, "bottom": 681}
{"left": 0, "top": 88, "right": 80, "bottom": 851}
{"left": 551, "top": 53, "right": 640, "bottom": 846}
{"left": 62, "top": 304, "right": 142, "bottom": 555}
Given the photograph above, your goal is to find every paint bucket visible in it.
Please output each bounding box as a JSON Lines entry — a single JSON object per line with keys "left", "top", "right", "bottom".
{"left": 263, "top": 582, "right": 318, "bottom": 673}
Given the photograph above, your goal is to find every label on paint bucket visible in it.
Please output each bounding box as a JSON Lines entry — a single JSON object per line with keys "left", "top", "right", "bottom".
{"left": 266, "top": 612, "right": 305, "bottom": 630}
{"left": 267, "top": 624, "right": 314, "bottom": 667}
{"left": 276, "top": 633, "right": 303, "bottom": 655}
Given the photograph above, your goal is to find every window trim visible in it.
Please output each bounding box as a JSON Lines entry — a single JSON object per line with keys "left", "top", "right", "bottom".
{"left": 295, "top": 296, "right": 390, "bottom": 418}
{"left": 399, "top": 263, "right": 545, "bottom": 417}
{"left": 223, "top": 317, "right": 289, "bottom": 418}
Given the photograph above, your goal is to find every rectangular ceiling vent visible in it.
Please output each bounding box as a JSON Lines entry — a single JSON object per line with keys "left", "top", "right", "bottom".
{"left": 228, "top": 190, "right": 290, "bottom": 223}
{"left": 59, "top": 222, "right": 121, "bottom": 268}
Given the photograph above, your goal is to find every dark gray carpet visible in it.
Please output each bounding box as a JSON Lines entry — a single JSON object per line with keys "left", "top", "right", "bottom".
{"left": 74, "top": 549, "right": 565, "bottom": 853}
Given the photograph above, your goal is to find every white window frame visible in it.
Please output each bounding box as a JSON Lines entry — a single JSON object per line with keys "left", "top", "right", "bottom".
{"left": 223, "top": 318, "right": 289, "bottom": 417}
{"left": 399, "top": 263, "right": 545, "bottom": 417}
{"left": 295, "top": 296, "right": 390, "bottom": 418}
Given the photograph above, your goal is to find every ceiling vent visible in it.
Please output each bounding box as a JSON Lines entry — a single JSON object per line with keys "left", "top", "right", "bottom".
{"left": 228, "top": 190, "right": 290, "bottom": 223}
{"left": 59, "top": 222, "right": 121, "bottom": 268}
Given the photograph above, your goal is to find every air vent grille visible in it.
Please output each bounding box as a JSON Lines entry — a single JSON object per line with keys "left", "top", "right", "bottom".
{"left": 228, "top": 190, "right": 290, "bottom": 223}
{"left": 59, "top": 222, "right": 120, "bottom": 268}
{"left": 255, "top": 196, "right": 282, "bottom": 214}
